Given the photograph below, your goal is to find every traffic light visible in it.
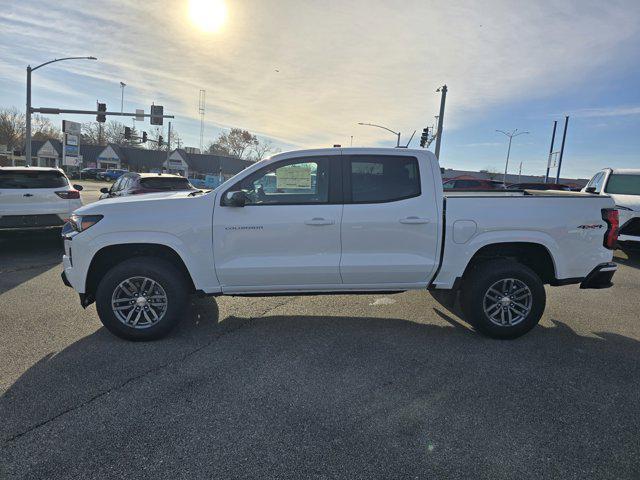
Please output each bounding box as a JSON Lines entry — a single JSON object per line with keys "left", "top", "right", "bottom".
{"left": 150, "top": 105, "right": 164, "bottom": 125}
{"left": 420, "top": 127, "right": 429, "bottom": 148}
{"left": 158, "top": 135, "right": 163, "bottom": 147}
{"left": 124, "top": 127, "right": 131, "bottom": 140}
{"left": 96, "top": 102, "right": 106, "bottom": 123}
{"left": 142, "top": 131, "right": 148, "bottom": 143}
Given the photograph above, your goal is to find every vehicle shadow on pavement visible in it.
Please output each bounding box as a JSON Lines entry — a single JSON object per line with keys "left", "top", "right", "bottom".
{"left": 0, "top": 230, "right": 63, "bottom": 295}
{"left": 2, "top": 301, "right": 640, "bottom": 478}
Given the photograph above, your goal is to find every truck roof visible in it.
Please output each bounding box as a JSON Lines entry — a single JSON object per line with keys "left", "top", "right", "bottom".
{"left": 608, "top": 168, "right": 640, "bottom": 175}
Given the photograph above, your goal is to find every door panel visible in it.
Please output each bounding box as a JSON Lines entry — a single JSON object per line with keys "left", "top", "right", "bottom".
{"left": 340, "top": 154, "right": 439, "bottom": 285}
{"left": 212, "top": 155, "right": 343, "bottom": 289}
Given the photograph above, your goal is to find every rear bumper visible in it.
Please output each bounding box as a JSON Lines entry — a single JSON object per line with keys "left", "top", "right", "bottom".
{"left": 580, "top": 262, "right": 617, "bottom": 289}
{"left": 0, "top": 214, "right": 66, "bottom": 230}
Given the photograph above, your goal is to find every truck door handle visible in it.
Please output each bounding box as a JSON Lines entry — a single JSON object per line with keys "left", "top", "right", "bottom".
{"left": 23, "top": 193, "right": 33, "bottom": 197}
{"left": 305, "top": 217, "right": 334, "bottom": 226}
{"left": 399, "top": 216, "right": 429, "bottom": 224}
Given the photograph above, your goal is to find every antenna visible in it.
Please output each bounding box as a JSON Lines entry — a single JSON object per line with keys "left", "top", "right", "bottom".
{"left": 198, "top": 89, "right": 206, "bottom": 153}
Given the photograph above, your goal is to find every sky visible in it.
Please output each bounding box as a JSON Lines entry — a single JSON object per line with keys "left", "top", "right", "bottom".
{"left": 1, "top": 0, "right": 639, "bottom": 179}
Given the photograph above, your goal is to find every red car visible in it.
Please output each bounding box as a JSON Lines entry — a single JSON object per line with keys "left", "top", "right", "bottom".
{"left": 99, "top": 172, "right": 198, "bottom": 199}
{"left": 506, "top": 182, "right": 572, "bottom": 191}
{"left": 442, "top": 179, "right": 505, "bottom": 191}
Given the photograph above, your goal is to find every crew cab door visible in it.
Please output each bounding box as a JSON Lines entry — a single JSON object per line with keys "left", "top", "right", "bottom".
{"left": 340, "top": 154, "right": 440, "bottom": 286}
{"left": 213, "top": 155, "right": 343, "bottom": 291}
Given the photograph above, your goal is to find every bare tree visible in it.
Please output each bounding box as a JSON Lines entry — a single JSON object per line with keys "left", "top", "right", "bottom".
{"left": 207, "top": 128, "right": 258, "bottom": 159}
{"left": 82, "top": 120, "right": 138, "bottom": 147}
{"left": 31, "top": 115, "right": 61, "bottom": 142}
{"left": 480, "top": 166, "right": 501, "bottom": 180}
{"left": 206, "top": 128, "right": 277, "bottom": 161}
{"left": 250, "top": 139, "right": 279, "bottom": 162}
{"left": 0, "top": 107, "right": 25, "bottom": 151}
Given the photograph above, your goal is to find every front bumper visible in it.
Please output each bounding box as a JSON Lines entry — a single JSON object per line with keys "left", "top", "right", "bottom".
{"left": 580, "top": 262, "right": 617, "bottom": 289}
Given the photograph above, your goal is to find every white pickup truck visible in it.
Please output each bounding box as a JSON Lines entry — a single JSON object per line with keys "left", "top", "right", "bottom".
{"left": 61, "top": 148, "right": 619, "bottom": 341}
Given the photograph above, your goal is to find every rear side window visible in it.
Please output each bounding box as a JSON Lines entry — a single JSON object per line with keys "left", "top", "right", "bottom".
{"left": 605, "top": 174, "right": 640, "bottom": 195}
{"left": 0, "top": 170, "right": 68, "bottom": 189}
{"left": 348, "top": 155, "right": 420, "bottom": 203}
{"left": 141, "top": 177, "right": 193, "bottom": 190}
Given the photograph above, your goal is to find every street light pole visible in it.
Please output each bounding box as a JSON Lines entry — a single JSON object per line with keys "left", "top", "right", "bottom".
{"left": 496, "top": 129, "right": 529, "bottom": 186}
{"left": 357, "top": 122, "right": 401, "bottom": 147}
{"left": 25, "top": 56, "right": 97, "bottom": 165}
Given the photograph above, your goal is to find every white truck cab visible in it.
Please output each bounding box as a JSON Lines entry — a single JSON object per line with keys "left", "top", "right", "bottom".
{"left": 583, "top": 168, "right": 640, "bottom": 247}
{"left": 61, "top": 148, "right": 618, "bottom": 341}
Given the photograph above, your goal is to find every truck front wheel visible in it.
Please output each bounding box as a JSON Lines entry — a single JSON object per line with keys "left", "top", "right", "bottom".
{"left": 460, "top": 259, "right": 545, "bottom": 339}
{"left": 95, "top": 257, "right": 188, "bottom": 341}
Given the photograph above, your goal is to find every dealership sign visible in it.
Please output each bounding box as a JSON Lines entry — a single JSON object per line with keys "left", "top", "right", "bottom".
{"left": 62, "top": 120, "right": 82, "bottom": 166}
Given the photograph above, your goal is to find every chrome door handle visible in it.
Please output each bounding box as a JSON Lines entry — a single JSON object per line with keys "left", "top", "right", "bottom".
{"left": 305, "top": 217, "right": 334, "bottom": 226}
{"left": 399, "top": 216, "right": 429, "bottom": 224}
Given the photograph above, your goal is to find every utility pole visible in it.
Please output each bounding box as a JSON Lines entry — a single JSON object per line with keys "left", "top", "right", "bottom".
{"left": 496, "top": 129, "right": 529, "bottom": 186}
{"left": 120, "top": 82, "right": 126, "bottom": 114}
{"left": 518, "top": 161, "right": 523, "bottom": 183}
{"left": 544, "top": 120, "right": 557, "bottom": 183}
{"left": 555, "top": 116, "right": 569, "bottom": 184}
{"left": 166, "top": 121, "right": 172, "bottom": 161}
{"left": 434, "top": 85, "right": 447, "bottom": 159}
{"left": 25, "top": 56, "right": 97, "bottom": 165}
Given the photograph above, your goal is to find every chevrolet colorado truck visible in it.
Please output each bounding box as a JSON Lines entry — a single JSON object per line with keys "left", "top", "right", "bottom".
{"left": 61, "top": 148, "right": 619, "bottom": 341}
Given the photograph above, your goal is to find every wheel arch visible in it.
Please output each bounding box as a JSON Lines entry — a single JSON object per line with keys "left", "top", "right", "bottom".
{"left": 462, "top": 241, "right": 557, "bottom": 285}
{"left": 85, "top": 243, "right": 196, "bottom": 302}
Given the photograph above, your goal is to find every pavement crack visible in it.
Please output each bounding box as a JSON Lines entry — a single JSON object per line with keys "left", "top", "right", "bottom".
{"left": 2, "top": 295, "right": 298, "bottom": 445}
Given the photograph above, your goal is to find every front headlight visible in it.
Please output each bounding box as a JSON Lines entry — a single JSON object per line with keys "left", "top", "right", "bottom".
{"left": 68, "top": 214, "right": 103, "bottom": 232}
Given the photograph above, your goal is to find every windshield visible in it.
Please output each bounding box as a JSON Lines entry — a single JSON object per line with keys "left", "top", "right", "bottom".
{"left": 605, "top": 174, "right": 640, "bottom": 195}
{"left": 0, "top": 170, "right": 68, "bottom": 189}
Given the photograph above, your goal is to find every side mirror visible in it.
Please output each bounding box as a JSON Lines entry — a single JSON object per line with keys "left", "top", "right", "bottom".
{"left": 224, "top": 190, "right": 247, "bottom": 207}
{"left": 73, "top": 184, "right": 83, "bottom": 191}
{"left": 100, "top": 187, "right": 109, "bottom": 194}
{"left": 585, "top": 186, "right": 596, "bottom": 194}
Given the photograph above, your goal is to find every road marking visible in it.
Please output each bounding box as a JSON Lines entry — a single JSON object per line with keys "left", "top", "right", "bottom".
{"left": 370, "top": 297, "right": 397, "bottom": 306}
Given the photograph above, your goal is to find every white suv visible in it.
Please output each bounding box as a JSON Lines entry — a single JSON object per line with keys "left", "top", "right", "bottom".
{"left": 0, "top": 167, "right": 83, "bottom": 230}
{"left": 583, "top": 168, "right": 640, "bottom": 247}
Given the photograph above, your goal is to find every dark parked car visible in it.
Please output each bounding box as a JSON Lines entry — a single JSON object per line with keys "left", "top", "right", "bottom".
{"left": 78, "top": 168, "right": 106, "bottom": 180}
{"left": 506, "top": 182, "right": 572, "bottom": 191}
{"left": 442, "top": 179, "right": 505, "bottom": 191}
{"left": 99, "top": 172, "right": 198, "bottom": 199}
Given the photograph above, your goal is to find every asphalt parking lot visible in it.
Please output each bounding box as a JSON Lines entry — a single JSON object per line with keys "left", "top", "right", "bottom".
{"left": 1, "top": 202, "right": 639, "bottom": 478}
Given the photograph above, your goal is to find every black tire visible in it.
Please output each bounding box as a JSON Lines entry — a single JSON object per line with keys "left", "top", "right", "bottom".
{"left": 95, "top": 257, "right": 189, "bottom": 341}
{"left": 460, "top": 259, "right": 545, "bottom": 339}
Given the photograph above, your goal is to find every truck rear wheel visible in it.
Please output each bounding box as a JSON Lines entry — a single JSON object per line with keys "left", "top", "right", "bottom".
{"left": 95, "top": 257, "right": 188, "bottom": 341}
{"left": 460, "top": 259, "right": 545, "bottom": 339}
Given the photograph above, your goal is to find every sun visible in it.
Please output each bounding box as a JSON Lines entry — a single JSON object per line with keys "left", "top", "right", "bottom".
{"left": 188, "top": 0, "right": 227, "bottom": 33}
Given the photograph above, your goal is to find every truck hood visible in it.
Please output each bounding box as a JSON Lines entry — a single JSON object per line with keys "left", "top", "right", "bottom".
{"left": 608, "top": 193, "right": 640, "bottom": 211}
{"left": 74, "top": 190, "right": 210, "bottom": 215}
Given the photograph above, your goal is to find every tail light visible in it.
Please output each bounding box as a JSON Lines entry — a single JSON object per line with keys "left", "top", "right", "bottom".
{"left": 56, "top": 190, "right": 80, "bottom": 199}
{"left": 601, "top": 208, "right": 619, "bottom": 250}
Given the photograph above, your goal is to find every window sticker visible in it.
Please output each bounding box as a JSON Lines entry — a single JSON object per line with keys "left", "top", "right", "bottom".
{"left": 276, "top": 165, "right": 312, "bottom": 189}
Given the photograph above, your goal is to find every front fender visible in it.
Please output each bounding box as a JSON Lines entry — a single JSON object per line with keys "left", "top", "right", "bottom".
{"left": 72, "top": 231, "right": 220, "bottom": 294}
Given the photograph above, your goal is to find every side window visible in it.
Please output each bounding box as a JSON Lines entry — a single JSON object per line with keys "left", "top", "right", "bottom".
{"left": 592, "top": 172, "right": 605, "bottom": 192}
{"left": 237, "top": 157, "right": 330, "bottom": 205}
{"left": 111, "top": 177, "right": 123, "bottom": 192}
{"left": 348, "top": 155, "right": 420, "bottom": 203}
{"left": 443, "top": 180, "right": 455, "bottom": 190}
